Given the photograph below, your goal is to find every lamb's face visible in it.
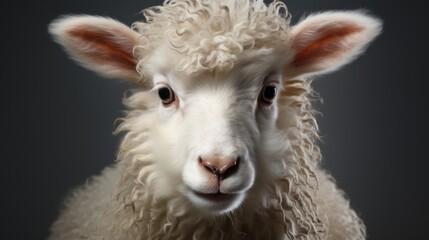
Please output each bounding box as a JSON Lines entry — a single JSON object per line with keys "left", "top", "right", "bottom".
{"left": 149, "top": 53, "right": 284, "bottom": 214}
{"left": 49, "top": 2, "right": 381, "bottom": 215}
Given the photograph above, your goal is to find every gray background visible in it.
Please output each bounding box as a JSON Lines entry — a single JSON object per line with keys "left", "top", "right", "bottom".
{"left": 2, "top": 0, "right": 426, "bottom": 239}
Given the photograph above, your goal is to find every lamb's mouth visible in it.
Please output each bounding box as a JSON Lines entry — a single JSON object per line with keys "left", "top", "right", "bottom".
{"left": 192, "top": 191, "right": 237, "bottom": 202}
{"left": 187, "top": 189, "right": 245, "bottom": 213}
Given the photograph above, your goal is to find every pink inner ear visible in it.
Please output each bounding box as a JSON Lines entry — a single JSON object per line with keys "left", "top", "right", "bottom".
{"left": 292, "top": 25, "right": 363, "bottom": 67}
{"left": 68, "top": 27, "right": 136, "bottom": 70}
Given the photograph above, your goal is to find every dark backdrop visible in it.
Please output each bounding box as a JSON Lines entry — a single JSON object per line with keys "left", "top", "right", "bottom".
{"left": 2, "top": 0, "right": 426, "bottom": 239}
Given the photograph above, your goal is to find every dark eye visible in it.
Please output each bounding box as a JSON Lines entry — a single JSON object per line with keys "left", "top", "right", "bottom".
{"left": 158, "top": 86, "right": 175, "bottom": 105}
{"left": 260, "top": 84, "right": 277, "bottom": 104}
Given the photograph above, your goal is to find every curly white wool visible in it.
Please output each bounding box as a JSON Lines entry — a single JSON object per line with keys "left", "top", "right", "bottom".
{"left": 133, "top": 0, "right": 291, "bottom": 77}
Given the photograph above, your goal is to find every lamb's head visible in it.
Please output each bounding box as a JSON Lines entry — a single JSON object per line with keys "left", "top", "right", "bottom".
{"left": 49, "top": 0, "right": 381, "bottom": 215}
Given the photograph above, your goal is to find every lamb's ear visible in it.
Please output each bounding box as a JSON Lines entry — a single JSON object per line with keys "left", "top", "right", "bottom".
{"left": 49, "top": 15, "right": 140, "bottom": 82}
{"left": 285, "top": 11, "right": 382, "bottom": 78}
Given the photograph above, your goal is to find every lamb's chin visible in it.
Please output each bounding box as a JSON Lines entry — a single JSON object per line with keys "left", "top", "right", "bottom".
{"left": 187, "top": 190, "right": 245, "bottom": 214}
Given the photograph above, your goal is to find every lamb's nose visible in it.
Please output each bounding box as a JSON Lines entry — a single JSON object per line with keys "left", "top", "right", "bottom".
{"left": 199, "top": 156, "right": 240, "bottom": 180}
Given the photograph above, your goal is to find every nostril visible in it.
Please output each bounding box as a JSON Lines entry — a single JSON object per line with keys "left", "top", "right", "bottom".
{"left": 222, "top": 157, "right": 240, "bottom": 180}
{"left": 199, "top": 156, "right": 241, "bottom": 180}
{"left": 199, "top": 157, "right": 219, "bottom": 175}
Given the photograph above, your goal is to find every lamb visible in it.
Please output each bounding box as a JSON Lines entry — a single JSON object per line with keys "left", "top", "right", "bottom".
{"left": 48, "top": 0, "right": 381, "bottom": 239}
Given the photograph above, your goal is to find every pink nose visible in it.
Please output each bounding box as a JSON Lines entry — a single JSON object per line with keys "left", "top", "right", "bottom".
{"left": 199, "top": 156, "right": 240, "bottom": 180}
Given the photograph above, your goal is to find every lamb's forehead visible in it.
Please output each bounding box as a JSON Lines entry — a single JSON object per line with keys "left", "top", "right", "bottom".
{"left": 134, "top": 0, "right": 292, "bottom": 78}
{"left": 147, "top": 45, "right": 286, "bottom": 89}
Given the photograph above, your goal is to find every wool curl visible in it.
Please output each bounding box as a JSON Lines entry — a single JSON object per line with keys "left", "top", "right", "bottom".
{"left": 132, "top": 0, "right": 291, "bottom": 79}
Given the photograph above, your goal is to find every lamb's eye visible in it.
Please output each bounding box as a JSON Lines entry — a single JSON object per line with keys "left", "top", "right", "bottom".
{"left": 260, "top": 84, "right": 277, "bottom": 104}
{"left": 158, "top": 86, "right": 175, "bottom": 105}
